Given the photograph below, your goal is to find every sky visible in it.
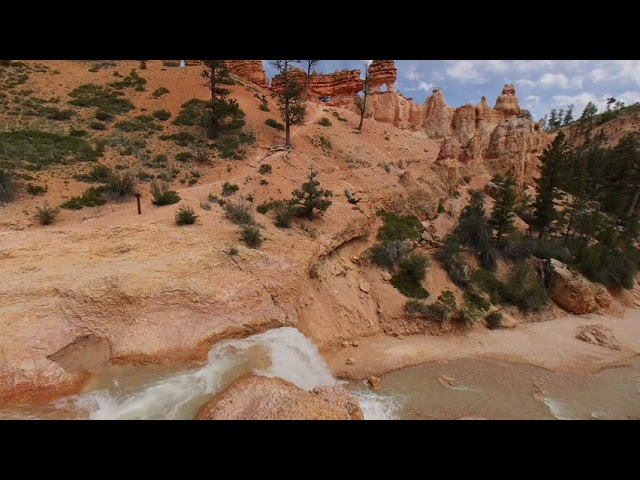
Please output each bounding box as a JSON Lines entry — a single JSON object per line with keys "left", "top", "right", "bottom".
{"left": 262, "top": 60, "right": 640, "bottom": 121}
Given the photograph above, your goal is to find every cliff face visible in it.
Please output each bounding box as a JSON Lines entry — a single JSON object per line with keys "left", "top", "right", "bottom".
{"left": 368, "top": 60, "right": 397, "bottom": 93}
{"left": 271, "top": 66, "right": 364, "bottom": 104}
{"left": 225, "top": 60, "right": 270, "bottom": 89}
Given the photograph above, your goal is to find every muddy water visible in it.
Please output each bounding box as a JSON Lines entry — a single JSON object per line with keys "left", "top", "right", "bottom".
{"left": 350, "top": 357, "right": 640, "bottom": 420}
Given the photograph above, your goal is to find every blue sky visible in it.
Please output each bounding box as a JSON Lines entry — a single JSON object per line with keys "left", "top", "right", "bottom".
{"left": 262, "top": 60, "right": 640, "bottom": 121}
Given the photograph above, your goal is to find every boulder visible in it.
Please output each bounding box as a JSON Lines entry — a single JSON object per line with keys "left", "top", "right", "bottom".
{"left": 576, "top": 324, "right": 622, "bottom": 350}
{"left": 368, "top": 376, "right": 383, "bottom": 391}
{"left": 195, "top": 376, "right": 364, "bottom": 420}
{"left": 546, "top": 259, "right": 612, "bottom": 314}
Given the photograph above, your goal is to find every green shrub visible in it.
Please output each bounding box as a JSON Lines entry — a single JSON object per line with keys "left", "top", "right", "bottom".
{"left": 273, "top": 201, "right": 294, "bottom": 228}
{"left": 0, "top": 130, "right": 99, "bottom": 170}
{"left": 175, "top": 152, "right": 193, "bottom": 163}
{"left": 175, "top": 205, "right": 197, "bottom": 225}
{"left": 104, "top": 171, "right": 136, "bottom": 202}
{"left": 74, "top": 164, "right": 113, "bottom": 183}
{"left": 257, "top": 201, "right": 272, "bottom": 214}
{"left": 200, "top": 202, "right": 212, "bottom": 211}
{"left": 259, "top": 103, "right": 270, "bottom": 112}
{"left": 369, "top": 240, "right": 410, "bottom": 270}
{"left": 151, "top": 180, "right": 181, "bottom": 206}
{"left": 162, "top": 61, "right": 180, "bottom": 67}
{"left": 265, "top": 118, "right": 285, "bottom": 131}
{"left": 259, "top": 164, "right": 272, "bottom": 175}
{"left": 486, "top": 312, "right": 503, "bottom": 330}
{"left": 228, "top": 246, "right": 239, "bottom": 256}
{"left": 95, "top": 110, "right": 114, "bottom": 122}
{"left": 139, "top": 60, "right": 147, "bottom": 70}
{"left": 224, "top": 199, "right": 255, "bottom": 225}
{"left": 172, "top": 98, "right": 210, "bottom": 126}
{"left": 159, "top": 132, "right": 197, "bottom": 146}
{"left": 70, "top": 129, "right": 88, "bottom": 138}
{"left": 241, "top": 224, "right": 262, "bottom": 248}
{"left": 391, "top": 252, "right": 431, "bottom": 298}
{"left": 463, "top": 291, "right": 490, "bottom": 312}
{"left": 137, "top": 171, "right": 153, "bottom": 182}
{"left": 435, "top": 233, "right": 472, "bottom": 288}
{"left": 90, "top": 121, "right": 106, "bottom": 131}
{"left": 260, "top": 179, "right": 269, "bottom": 186}
{"left": 152, "top": 154, "right": 168, "bottom": 166}
{"left": 46, "top": 108, "right": 73, "bottom": 121}
{"left": 377, "top": 212, "right": 423, "bottom": 242}
{"left": 68, "top": 83, "right": 134, "bottom": 115}
{"left": 222, "top": 182, "right": 239, "bottom": 196}
{"left": 152, "top": 87, "right": 170, "bottom": 98}
{"left": 27, "top": 184, "right": 47, "bottom": 196}
{"left": 34, "top": 202, "right": 59, "bottom": 225}
{"left": 437, "top": 200, "right": 445, "bottom": 214}
{"left": 115, "top": 115, "right": 161, "bottom": 133}
{"left": 318, "top": 117, "right": 332, "bottom": 127}
{"left": 60, "top": 186, "right": 107, "bottom": 209}
{"left": 239, "top": 131, "right": 256, "bottom": 145}
{"left": 311, "top": 134, "right": 332, "bottom": 153}
{"left": 152, "top": 109, "right": 171, "bottom": 121}
{"left": 576, "top": 244, "right": 636, "bottom": 290}
{"left": 0, "top": 169, "right": 16, "bottom": 201}
{"left": 109, "top": 69, "right": 147, "bottom": 90}
{"left": 208, "top": 193, "right": 221, "bottom": 204}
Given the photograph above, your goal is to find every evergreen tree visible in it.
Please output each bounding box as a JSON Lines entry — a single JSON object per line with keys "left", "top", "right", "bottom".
{"left": 548, "top": 109, "right": 558, "bottom": 130}
{"left": 563, "top": 104, "right": 574, "bottom": 125}
{"left": 290, "top": 169, "right": 333, "bottom": 220}
{"left": 271, "top": 60, "right": 307, "bottom": 149}
{"left": 580, "top": 101, "right": 598, "bottom": 121}
{"left": 557, "top": 109, "right": 565, "bottom": 127}
{"left": 532, "top": 131, "right": 568, "bottom": 237}
{"left": 202, "top": 60, "right": 244, "bottom": 140}
{"left": 489, "top": 172, "right": 517, "bottom": 244}
{"left": 303, "top": 60, "right": 320, "bottom": 100}
{"left": 456, "top": 189, "right": 496, "bottom": 271}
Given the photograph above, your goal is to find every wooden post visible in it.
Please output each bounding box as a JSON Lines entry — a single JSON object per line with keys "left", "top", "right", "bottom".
{"left": 135, "top": 193, "right": 142, "bottom": 215}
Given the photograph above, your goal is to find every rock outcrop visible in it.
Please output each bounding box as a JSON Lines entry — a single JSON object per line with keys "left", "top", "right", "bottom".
{"left": 195, "top": 376, "right": 364, "bottom": 420}
{"left": 368, "top": 60, "right": 397, "bottom": 93}
{"left": 494, "top": 84, "right": 521, "bottom": 116}
{"left": 226, "top": 61, "right": 269, "bottom": 89}
{"left": 575, "top": 324, "right": 622, "bottom": 350}
{"left": 546, "top": 259, "right": 612, "bottom": 314}
{"left": 271, "top": 67, "right": 364, "bottom": 104}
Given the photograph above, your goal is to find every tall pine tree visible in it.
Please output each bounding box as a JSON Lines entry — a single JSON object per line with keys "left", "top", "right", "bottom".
{"left": 489, "top": 172, "right": 517, "bottom": 245}
{"left": 271, "top": 60, "right": 306, "bottom": 149}
{"left": 202, "top": 61, "right": 244, "bottom": 140}
{"left": 532, "top": 131, "right": 568, "bottom": 237}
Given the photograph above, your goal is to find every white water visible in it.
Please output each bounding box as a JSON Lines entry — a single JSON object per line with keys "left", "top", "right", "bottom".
{"left": 66, "top": 327, "right": 394, "bottom": 420}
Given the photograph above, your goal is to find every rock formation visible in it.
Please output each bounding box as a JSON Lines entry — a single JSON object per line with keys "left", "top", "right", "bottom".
{"left": 271, "top": 67, "right": 364, "bottom": 105}
{"left": 225, "top": 61, "right": 269, "bottom": 89}
{"left": 368, "top": 60, "right": 397, "bottom": 93}
{"left": 575, "top": 324, "right": 622, "bottom": 350}
{"left": 546, "top": 259, "right": 612, "bottom": 314}
{"left": 195, "top": 376, "right": 364, "bottom": 420}
{"left": 494, "top": 84, "right": 521, "bottom": 116}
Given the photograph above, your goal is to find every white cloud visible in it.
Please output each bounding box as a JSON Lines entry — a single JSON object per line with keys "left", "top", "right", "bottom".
{"left": 524, "top": 95, "right": 541, "bottom": 109}
{"left": 617, "top": 91, "right": 640, "bottom": 106}
{"left": 445, "top": 60, "right": 486, "bottom": 84}
{"left": 404, "top": 65, "right": 423, "bottom": 82}
{"left": 485, "top": 60, "right": 509, "bottom": 73}
{"left": 589, "top": 60, "right": 640, "bottom": 85}
{"left": 418, "top": 81, "right": 434, "bottom": 91}
{"left": 511, "top": 60, "right": 556, "bottom": 72}
{"left": 518, "top": 72, "right": 583, "bottom": 89}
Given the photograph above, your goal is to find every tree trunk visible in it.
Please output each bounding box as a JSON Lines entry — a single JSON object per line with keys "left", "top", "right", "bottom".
{"left": 285, "top": 97, "right": 291, "bottom": 148}
{"left": 358, "top": 92, "right": 367, "bottom": 132}
{"left": 628, "top": 185, "right": 640, "bottom": 215}
{"left": 305, "top": 63, "right": 311, "bottom": 101}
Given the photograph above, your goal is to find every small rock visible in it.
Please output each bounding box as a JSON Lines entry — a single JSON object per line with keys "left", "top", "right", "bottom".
{"left": 396, "top": 335, "right": 404, "bottom": 340}
{"left": 421, "top": 231, "right": 430, "bottom": 241}
{"left": 368, "top": 376, "right": 382, "bottom": 391}
{"left": 358, "top": 280, "right": 371, "bottom": 293}
{"left": 351, "top": 340, "right": 359, "bottom": 347}
{"left": 341, "top": 341, "right": 350, "bottom": 348}
{"left": 346, "top": 358, "right": 356, "bottom": 366}
{"left": 381, "top": 272, "right": 392, "bottom": 282}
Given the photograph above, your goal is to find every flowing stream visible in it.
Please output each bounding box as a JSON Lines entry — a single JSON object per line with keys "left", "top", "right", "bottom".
{"left": 2, "top": 328, "right": 638, "bottom": 420}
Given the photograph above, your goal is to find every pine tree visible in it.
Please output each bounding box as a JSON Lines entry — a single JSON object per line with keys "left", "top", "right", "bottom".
{"left": 271, "top": 60, "right": 307, "bottom": 149}
{"left": 557, "top": 109, "right": 565, "bottom": 128}
{"left": 489, "top": 172, "right": 517, "bottom": 244}
{"left": 548, "top": 109, "right": 558, "bottom": 130}
{"left": 532, "top": 131, "right": 568, "bottom": 237}
{"left": 290, "top": 169, "right": 333, "bottom": 220}
{"left": 580, "top": 101, "right": 598, "bottom": 121}
{"left": 303, "top": 60, "right": 320, "bottom": 100}
{"left": 201, "top": 60, "right": 244, "bottom": 140}
{"left": 456, "top": 189, "right": 496, "bottom": 271}
{"left": 563, "top": 104, "right": 574, "bottom": 125}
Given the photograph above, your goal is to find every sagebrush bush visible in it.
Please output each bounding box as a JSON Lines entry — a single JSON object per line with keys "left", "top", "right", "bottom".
{"left": 241, "top": 224, "right": 263, "bottom": 248}
{"left": 175, "top": 152, "right": 193, "bottom": 163}
{"left": 273, "top": 201, "right": 294, "bottom": 228}
{"left": 60, "top": 186, "right": 107, "bottom": 209}
{"left": 34, "top": 202, "right": 59, "bottom": 225}
{"left": 75, "top": 164, "right": 112, "bottom": 183}
{"left": 27, "top": 184, "right": 47, "bottom": 196}
{"left": 256, "top": 201, "right": 272, "bottom": 214}
{"left": 151, "top": 180, "right": 181, "bottom": 206}
{"left": 175, "top": 205, "right": 197, "bottom": 225}
{"left": 259, "top": 103, "right": 270, "bottom": 112}
{"left": 152, "top": 109, "right": 171, "bottom": 121}
{"left": 224, "top": 199, "right": 255, "bottom": 226}
{"left": 90, "top": 121, "right": 106, "bottom": 131}
{"left": 222, "top": 182, "right": 239, "bottom": 196}
{"left": 105, "top": 171, "right": 136, "bottom": 201}
{"left": 318, "top": 117, "right": 332, "bottom": 127}
{"left": 152, "top": 87, "right": 169, "bottom": 98}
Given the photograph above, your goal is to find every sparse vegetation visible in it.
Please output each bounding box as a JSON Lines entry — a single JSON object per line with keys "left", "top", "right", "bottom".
{"left": 369, "top": 241, "right": 410, "bottom": 271}
{"left": 259, "top": 164, "right": 272, "bottom": 175}
{"left": 89, "top": 121, "right": 106, "bottom": 131}
{"left": 34, "top": 202, "right": 59, "bottom": 225}
{"left": 152, "top": 109, "right": 171, "bottom": 121}
{"left": 390, "top": 252, "right": 430, "bottom": 298}
{"left": 486, "top": 311, "right": 503, "bottom": 330}
{"left": 60, "top": 186, "right": 108, "bottom": 210}
{"left": 259, "top": 102, "right": 270, "bottom": 112}
{"left": 26, "top": 184, "right": 47, "bottom": 196}
{"left": 0, "top": 169, "right": 16, "bottom": 202}
{"left": 175, "top": 205, "right": 198, "bottom": 225}
{"left": 175, "top": 152, "right": 194, "bottom": 163}
{"left": 289, "top": 169, "right": 333, "bottom": 221}
{"left": 318, "top": 117, "right": 332, "bottom": 127}
{"left": 273, "top": 201, "right": 294, "bottom": 228}
{"left": 115, "top": 115, "right": 162, "bottom": 133}
{"left": 159, "top": 132, "right": 198, "bottom": 147}
{"left": 224, "top": 199, "right": 255, "bottom": 225}
{"left": 68, "top": 83, "right": 134, "bottom": 116}
{"left": 377, "top": 212, "right": 422, "bottom": 242}
{"left": 311, "top": 134, "right": 332, "bottom": 154}
{"left": 200, "top": 201, "right": 212, "bottom": 211}
{"left": 151, "top": 181, "right": 181, "bottom": 206}
{"left": 152, "top": 87, "right": 170, "bottom": 98}
{"left": 104, "top": 171, "right": 136, "bottom": 202}
{"left": 74, "top": 164, "right": 112, "bottom": 183}
{"left": 109, "top": 69, "right": 147, "bottom": 91}
{"left": 222, "top": 182, "right": 239, "bottom": 196}
{"left": 241, "top": 224, "right": 263, "bottom": 248}
{"left": 265, "top": 118, "right": 285, "bottom": 131}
